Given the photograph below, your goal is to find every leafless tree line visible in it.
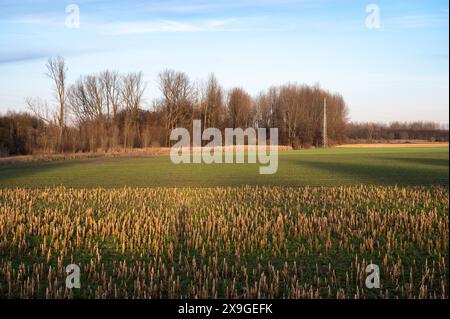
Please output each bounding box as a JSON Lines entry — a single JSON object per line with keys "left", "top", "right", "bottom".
{"left": 25, "top": 57, "right": 148, "bottom": 151}
{"left": 347, "top": 122, "right": 449, "bottom": 142}
{"left": 1, "top": 56, "right": 445, "bottom": 156}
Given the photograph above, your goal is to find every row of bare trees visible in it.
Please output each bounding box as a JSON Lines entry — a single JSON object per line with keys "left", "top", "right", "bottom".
{"left": 6, "top": 56, "right": 427, "bottom": 156}
{"left": 25, "top": 57, "right": 148, "bottom": 151}
{"left": 347, "top": 122, "right": 449, "bottom": 142}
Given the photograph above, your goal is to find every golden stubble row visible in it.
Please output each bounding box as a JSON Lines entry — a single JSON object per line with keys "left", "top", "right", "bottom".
{"left": 0, "top": 185, "right": 448, "bottom": 299}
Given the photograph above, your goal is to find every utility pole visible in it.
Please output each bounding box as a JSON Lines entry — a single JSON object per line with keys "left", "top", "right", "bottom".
{"left": 323, "top": 97, "right": 327, "bottom": 148}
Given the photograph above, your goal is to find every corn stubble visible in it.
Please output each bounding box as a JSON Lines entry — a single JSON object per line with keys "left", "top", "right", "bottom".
{"left": 0, "top": 186, "right": 447, "bottom": 299}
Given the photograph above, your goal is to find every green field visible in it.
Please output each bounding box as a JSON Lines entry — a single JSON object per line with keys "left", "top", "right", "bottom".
{"left": 1, "top": 146, "right": 449, "bottom": 299}
{"left": 0, "top": 147, "right": 448, "bottom": 188}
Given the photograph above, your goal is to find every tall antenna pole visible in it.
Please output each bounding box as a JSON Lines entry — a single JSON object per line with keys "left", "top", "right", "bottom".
{"left": 323, "top": 97, "right": 327, "bottom": 148}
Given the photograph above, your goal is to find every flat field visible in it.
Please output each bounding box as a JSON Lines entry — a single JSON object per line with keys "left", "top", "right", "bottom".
{"left": 0, "top": 147, "right": 448, "bottom": 187}
{"left": 0, "top": 146, "right": 448, "bottom": 299}
{"left": 0, "top": 185, "right": 448, "bottom": 298}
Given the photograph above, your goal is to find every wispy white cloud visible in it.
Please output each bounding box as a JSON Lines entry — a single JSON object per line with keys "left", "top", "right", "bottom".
{"left": 1, "top": 12, "right": 245, "bottom": 35}
{"left": 204, "top": 18, "right": 238, "bottom": 28}
{"left": 0, "top": 52, "right": 50, "bottom": 64}
{"left": 106, "top": 21, "right": 202, "bottom": 34}
{"left": 134, "top": 0, "right": 310, "bottom": 14}
{"left": 103, "top": 18, "right": 239, "bottom": 35}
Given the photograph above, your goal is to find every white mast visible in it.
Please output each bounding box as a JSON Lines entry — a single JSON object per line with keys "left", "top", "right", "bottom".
{"left": 323, "top": 97, "right": 327, "bottom": 148}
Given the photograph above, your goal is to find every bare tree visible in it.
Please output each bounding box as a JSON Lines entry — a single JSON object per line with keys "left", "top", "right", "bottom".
{"left": 122, "top": 72, "right": 145, "bottom": 113}
{"left": 68, "top": 75, "right": 105, "bottom": 121}
{"left": 67, "top": 74, "right": 108, "bottom": 151}
{"left": 201, "top": 73, "right": 224, "bottom": 129}
{"left": 157, "top": 69, "right": 194, "bottom": 146}
{"left": 47, "top": 57, "right": 67, "bottom": 150}
{"left": 227, "top": 87, "right": 254, "bottom": 129}
{"left": 26, "top": 97, "right": 52, "bottom": 124}
{"left": 100, "top": 71, "right": 122, "bottom": 148}
{"left": 22, "top": 57, "right": 353, "bottom": 153}
{"left": 26, "top": 56, "right": 68, "bottom": 151}
{"left": 100, "top": 71, "right": 121, "bottom": 117}
{"left": 122, "top": 72, "right": 146, "bottom": 147}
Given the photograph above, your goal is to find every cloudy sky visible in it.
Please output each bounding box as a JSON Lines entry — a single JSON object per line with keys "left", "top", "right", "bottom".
{"left": 0, "top": 0, "right": 448, "bottom": 123}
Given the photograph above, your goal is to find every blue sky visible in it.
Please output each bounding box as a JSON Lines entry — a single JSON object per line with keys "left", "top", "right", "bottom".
{"left": 0, "top": 0, "right": 448, "bottom": 123}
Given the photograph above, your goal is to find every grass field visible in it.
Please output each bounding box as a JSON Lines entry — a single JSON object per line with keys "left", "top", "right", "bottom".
{"left": 0, "top": 147, "right": 448, "bottom": 188}
{"left": 0, "top": 146, "right": 448, "bottom": 299}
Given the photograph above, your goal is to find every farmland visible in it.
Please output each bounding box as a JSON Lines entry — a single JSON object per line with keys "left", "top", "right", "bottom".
{"left": 0, "top": 147, "right": 448, "bottom": 188}
{"left": 0, "top": 146, "right": 448, "bottom": 299}
{"left": 0, "top": 185, "right": 448, "bottom": 298}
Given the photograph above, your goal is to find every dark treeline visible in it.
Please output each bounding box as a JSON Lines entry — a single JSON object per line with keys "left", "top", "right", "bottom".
{"left": 347, "top": 122, "right": 449, "bottom": 142}
{"left": 0, "top": 57, "right": 447, "bottom": 156}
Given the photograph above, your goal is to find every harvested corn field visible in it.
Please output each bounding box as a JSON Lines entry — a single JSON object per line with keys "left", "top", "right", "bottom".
{"left": 0, "top": 185, "right": 448, "bottom": 299}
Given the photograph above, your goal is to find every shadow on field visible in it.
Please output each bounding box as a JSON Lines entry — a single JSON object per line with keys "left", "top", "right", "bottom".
{"left": 287, "top": 157, "right": 448, "bottom": 186}
{"left": 377, "top": 156, "right": 449, "bottom": 168}
{"left": 0, "top": 160, "right": 79, "bottom": 187}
